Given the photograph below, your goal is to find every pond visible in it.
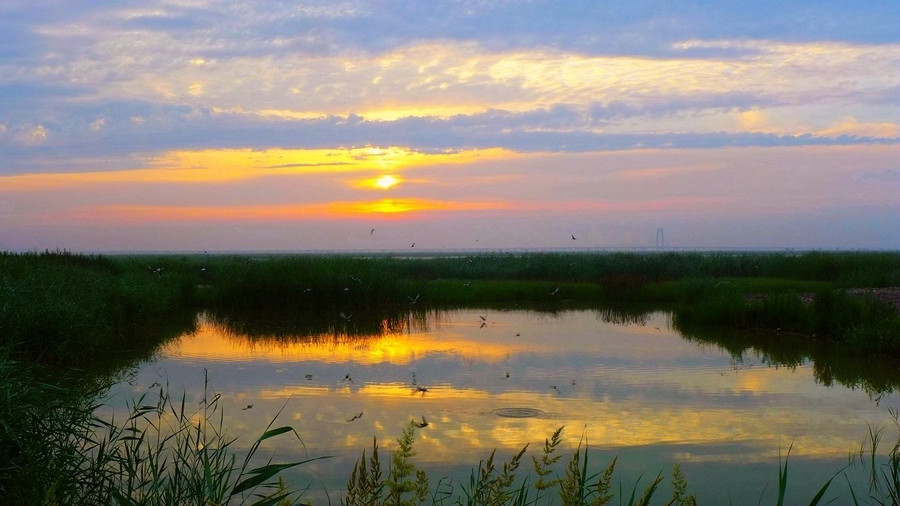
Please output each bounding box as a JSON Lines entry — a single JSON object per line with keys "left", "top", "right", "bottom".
{"left": 105, "top": 308, "right": 900, "bottom": 504}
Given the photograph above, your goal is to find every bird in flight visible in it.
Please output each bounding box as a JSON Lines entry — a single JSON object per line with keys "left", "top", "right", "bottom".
{"left": 347, "top": 412, "right": 363, "bottom": 422}
{"left": 414, "top": 415, "right": 429, "bottom": 428}
{"left": 571, "top": 234, "right": 576, "bottom": 240}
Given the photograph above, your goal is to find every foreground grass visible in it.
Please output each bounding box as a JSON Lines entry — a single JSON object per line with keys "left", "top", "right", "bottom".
{"left": 7, "top": 363, "right": 900, "bottom": 505}
{"left": 0, "top": 360, "right": 319, "bottom": 504}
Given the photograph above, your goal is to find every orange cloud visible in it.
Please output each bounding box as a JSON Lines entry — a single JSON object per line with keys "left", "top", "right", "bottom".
{"left": 0, "top": 147, "right": 521, "bottom": 193}
{"left": 54, "top": 198, "right": 512, "bottom": 224}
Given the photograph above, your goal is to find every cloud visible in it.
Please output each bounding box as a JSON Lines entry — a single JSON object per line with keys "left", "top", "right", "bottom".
{"left": 39, "top": 198, "right": 513, "bottom": 225}
{"left": 817, "top": 118, "right": 900, "bottom": 139}
{"left": 13, "top": 125, "right": 48, "bottom": 145}
{"left": 1, "top": 3, "right": 897, "bottom": 171}
{"left": 89, "top": 118, "right": 106, "bottom": 131}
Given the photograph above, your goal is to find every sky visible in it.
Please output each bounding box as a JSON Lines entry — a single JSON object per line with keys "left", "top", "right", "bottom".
{"left": 1, "top": 0, "right": 898, "bottom": 252}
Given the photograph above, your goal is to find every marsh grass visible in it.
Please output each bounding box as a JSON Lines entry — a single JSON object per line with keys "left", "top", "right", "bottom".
{"left": 344, "top": 421, "right": 429, "bottom": 505}
{"left": 88, "top": 374, "right": 324, "bottom": 505}
{"left": 850, "top": 409, "right": 900, "bottom": 505}
{"left": 5, "top": 357, "right": 900, "bottom": 505}
{"left": 673, "top": 287, "right": 900, "bottom": 352}
{"left": 0, "top": 356, "right": 106, "bottom": 503}
{"left": 0, "top": 251, "right": 196, "bottom": 365}
{"left": 0, "top": 360, "right": 322, "bottom": 505}
{"left": 4, "top": 251, "right": 899, "bottom": 365}
{"left": 344, "top": 425, "right": 697, "bottom": 506}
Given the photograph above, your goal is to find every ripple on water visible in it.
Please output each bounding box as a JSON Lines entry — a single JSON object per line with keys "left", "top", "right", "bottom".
{"left": 491, "top": 407, "right": 545, "bottom": 418}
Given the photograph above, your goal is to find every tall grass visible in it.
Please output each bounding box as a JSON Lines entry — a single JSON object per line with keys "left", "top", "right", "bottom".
{"left": 672, "top": 287, "right": 900, "bottom": 353}
{"left": 6, "top": 357, "right": 900, "bottom": 505}
{"left": 4, "top": 251, "right": 899, "bottom": 365}
{"left": 0, "top": 251, "right": 196, "bottom": 365}
{"left": 850, "top": 408, "right": 900, "bottom": 505}
{"left": 0, "top": 356, "right": 106, "bottom": 502}
{"left": 0, "top": 362, "right": 322, "bottom": 505}
{"left": 343, "top": 425, "right": 697, "bottom": 506}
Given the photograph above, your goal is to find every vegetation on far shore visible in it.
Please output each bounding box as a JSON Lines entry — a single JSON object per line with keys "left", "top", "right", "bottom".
{"left": 2, "top": 249, "right": 899, "bottom": 364}
{"left": 2, "top": 249, "right": 900, "bottom": 503}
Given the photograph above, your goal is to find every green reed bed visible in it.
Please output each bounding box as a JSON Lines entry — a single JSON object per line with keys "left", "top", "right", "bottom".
{"left": 672, "top": 286, "right": 900, "bottom": 353}
{"left": 3, "top": 250, "right": 900, "bottom": 364}
{"left": 0, "top": 251, "right": 196, "bottom": 365}
{"left": 0, "top": 357, "right": 104, "bottom": 503}
{"left": 3, "top": 250, "right": 899, "bottom": 364}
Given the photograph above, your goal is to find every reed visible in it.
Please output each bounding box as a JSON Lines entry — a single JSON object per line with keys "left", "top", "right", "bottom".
{"left": 850, "top": 408, "right": 900, "bottom": 505}
{"left": 6, "top": 360, "right": 900, "bottom": 505}
{"left": 343, "top": 425, "right": 697, "bottom": 506}
{"left": 4, "top": 250, "right": 899, "bottom": 366}
{"left": 672, "top": 287, "right": 900, "bottom": 352}
{"left": 0, "top": 363, "right": 322, "bottom": 505}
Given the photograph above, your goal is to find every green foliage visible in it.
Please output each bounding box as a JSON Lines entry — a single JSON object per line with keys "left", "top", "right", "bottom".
{"left": 852, "top": 409, "right": 900, "bottom": 506}
{"left": 0, "top": 363, "right": 319, "bottom": 505}
{"left": 386, "top": 421, "right": 429, "bottom": 505}
{"left": 461, "top": 445, "right": 529, "bottom": 505}
{"left": 533, "top": 426, "right": 565, "bottom": 492}
{"left": 344, "top": 421, "right": 429, "bottom": 506}
{"left": 345, "top": 424, "right": 699, "bottom": 506}
{"left": 0, "top": 356, "right": 105, "bottom": 503}
{"left": 4, "top": 251, "right": 900, "bottom": 367}
{"left": 668, "top": 463, "right": 696, "bottom": 506}
{"left": 0, "top": 252, "right": 196, "bottom": 365}
{"left": 673, "top": 286, "right": 900, "bottom": 353}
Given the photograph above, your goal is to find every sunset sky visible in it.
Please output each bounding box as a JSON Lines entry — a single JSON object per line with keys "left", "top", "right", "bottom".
{"left": 1, "top": 1, "right": 898, "bottom": 252}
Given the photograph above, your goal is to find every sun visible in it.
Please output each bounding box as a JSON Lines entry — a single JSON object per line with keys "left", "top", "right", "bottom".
{"left": 373, "top": 174, "right": 400, "bottom": 189}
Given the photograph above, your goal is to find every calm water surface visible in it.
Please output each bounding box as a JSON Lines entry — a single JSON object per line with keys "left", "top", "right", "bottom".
{"left": 107, "top": 309, "right": 899, "bottom": 504}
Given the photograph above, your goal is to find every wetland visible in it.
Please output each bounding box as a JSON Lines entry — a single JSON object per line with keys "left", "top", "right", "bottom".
{"left": 3, "top": 250, "right": 900, "bottom": 504}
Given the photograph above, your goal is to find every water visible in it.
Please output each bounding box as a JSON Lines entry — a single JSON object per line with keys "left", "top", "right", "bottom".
{"left": 105, "top": 309, "right": 900, "bottom": 504}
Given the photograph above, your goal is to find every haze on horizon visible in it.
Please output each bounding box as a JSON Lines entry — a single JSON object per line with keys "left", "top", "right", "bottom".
{"left": 1, "top": 1, "right": 898, "bottom": 253}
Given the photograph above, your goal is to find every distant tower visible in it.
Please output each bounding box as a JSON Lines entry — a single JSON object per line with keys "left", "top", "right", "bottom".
{"left": 656, "top": 227, "right": 665, "bottom": 249}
